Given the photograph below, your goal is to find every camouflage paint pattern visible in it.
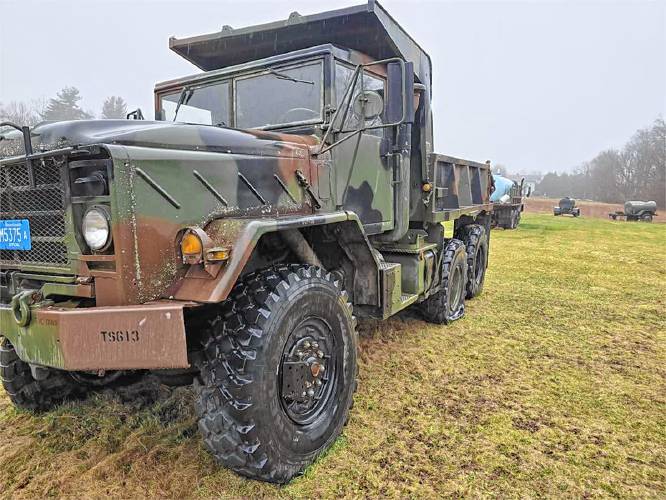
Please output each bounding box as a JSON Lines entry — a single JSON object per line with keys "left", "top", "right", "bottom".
{"left": 0, "top": 1, "right": 492, "bottom": 371}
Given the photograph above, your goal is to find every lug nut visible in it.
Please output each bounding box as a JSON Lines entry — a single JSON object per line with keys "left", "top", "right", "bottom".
{"left": 307, "top": 389, "right": 315, "bottom": 397}
{"left": 317, "top": 350, "right": 324, "bottom": 358}
{"left": 303, "top": 341, "right": 311, "bottom": 349}
{"left": 316, "top": 380, "right": 322, "bottom": 386}
{"left": 312, "top": 342, "right": 319, "bottom": 349}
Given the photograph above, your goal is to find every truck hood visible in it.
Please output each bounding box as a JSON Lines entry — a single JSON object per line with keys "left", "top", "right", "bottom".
{"left": 0, "top": 120, "right": 318, "bottom": 160}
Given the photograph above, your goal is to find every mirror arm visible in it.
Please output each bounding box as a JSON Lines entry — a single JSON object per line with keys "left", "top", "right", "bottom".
{"left": 318, "top": 66, "right": 361, "bottom": 153}
{"left": 316, "top": 58, "right": 408, "bottom": 156}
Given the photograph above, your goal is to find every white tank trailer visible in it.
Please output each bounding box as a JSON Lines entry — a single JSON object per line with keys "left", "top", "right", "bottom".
{"left": 609, "top": 201, "right": 658, "bottom": 222}
{"left": 491, "top": 175, "right": 529, "bottom": 229}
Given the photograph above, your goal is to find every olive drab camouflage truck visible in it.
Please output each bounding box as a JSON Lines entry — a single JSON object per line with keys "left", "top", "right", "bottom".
{"left": 0, "top": 1, "right": 493, "bottom": 483}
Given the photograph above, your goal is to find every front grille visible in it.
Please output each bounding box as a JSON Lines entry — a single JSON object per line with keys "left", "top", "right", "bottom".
{"left": 0, "top": 157, "right": 69, "bottom": 267}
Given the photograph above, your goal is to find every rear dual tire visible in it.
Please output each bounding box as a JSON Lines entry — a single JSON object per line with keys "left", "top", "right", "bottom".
{"left": 419, "top": 239, "right": 468, "bottom": 324}
{"left": 462, "top": 224, "right": 488, "bottom": 299}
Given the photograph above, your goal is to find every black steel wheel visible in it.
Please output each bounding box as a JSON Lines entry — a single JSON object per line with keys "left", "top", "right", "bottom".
{"left": 279, "top": 319, "right": 338, "bottom": 425}
{"left": 640, "top": 213, "right": 653, "bottom": 222}
{"left": 0, "top": 338, "right": 86, "bottom": 412}
{"left": 419, "top": 239, "right": 467, "bottom": 324}
{"left": 194, "top": 264, "right": 358, "bottom": 483}
{"left": 462, "top": 224, "right": 488, "bottom": 299}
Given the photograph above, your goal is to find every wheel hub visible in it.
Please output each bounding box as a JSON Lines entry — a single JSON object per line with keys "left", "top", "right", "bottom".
{"left": 279, "top": 321, "right": 335, "bottom": 425}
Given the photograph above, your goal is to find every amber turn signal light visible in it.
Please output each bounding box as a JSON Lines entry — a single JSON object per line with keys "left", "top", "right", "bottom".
{"left": 181, "top": 232, "right": 203, "bottom": 264}
{"left": 206, "top": 247, "right": 231, "bottom": 263}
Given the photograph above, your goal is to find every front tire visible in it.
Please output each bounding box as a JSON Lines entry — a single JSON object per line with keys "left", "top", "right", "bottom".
{"left": 194, "top": 265, "right": 358, "bottom": 483}
{"left": 419, "top": 239, "right": 467, "bottom": 324}
{"left": 0, "top": 338, "right": 85, "bottom": 412}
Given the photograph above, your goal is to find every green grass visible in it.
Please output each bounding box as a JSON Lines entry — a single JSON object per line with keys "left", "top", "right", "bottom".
{"left": 1, "top": 214, "right": 664, "bottom": 498}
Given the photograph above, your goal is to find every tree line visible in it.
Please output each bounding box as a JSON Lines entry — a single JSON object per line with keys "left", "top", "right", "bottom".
{"left": 535, "top": 118, "right": 665, "bottom": 207}
{"left": 0, "top": 87, "right": 128, "bottom": 125}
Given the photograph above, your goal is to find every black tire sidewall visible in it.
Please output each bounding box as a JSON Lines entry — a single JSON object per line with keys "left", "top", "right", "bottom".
{"left": 464, "top": 225, "right": 488, "bottom": 299}
{"left": 250, "top": 276, "right": 356, "bottom": 464}
{"left": 470, "top": 232, "right": 488, "bottom": 298}
{"left": 446, "top": 244, "right": 467, "bottom": 321}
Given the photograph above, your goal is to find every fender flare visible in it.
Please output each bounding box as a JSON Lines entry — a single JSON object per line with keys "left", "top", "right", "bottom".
{"left": 172, "top": 211, "right": 379, "bottom": 304}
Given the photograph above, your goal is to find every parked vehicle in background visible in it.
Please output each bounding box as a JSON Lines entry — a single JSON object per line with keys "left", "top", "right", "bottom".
{"left": 553, "top": 197, "right": 580, "bottom": 217}
{"left": 0, "top": 1, "right": 492, "bottom": 483}
{"left": 491, "top": 174, "right": 530, "bottom": 229}
{"left": 609, "top": 201, "right": 658, "bottom": 222}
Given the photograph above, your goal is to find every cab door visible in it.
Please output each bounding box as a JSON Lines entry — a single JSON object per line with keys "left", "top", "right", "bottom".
{"left": 331, "top": 63, "right": 394, "bottom": 234}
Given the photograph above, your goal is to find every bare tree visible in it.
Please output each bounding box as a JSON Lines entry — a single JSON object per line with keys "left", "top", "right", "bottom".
{"left": 535, "top": 117, "right": 665, "bottom": 207}
{"left": 0, "top": 100, "right": 43, "bottom": 126}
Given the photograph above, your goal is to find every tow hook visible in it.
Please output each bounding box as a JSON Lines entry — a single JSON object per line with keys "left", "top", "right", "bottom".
{"left": 11, "top": 290, "right": 41, "bottom": 327}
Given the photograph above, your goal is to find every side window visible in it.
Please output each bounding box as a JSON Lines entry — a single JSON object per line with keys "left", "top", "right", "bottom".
{"left": 335, "top": 62, "right": 385, "bottom": 136}
{"left": 161, "top": 82, "right": 230, "bottom": 126}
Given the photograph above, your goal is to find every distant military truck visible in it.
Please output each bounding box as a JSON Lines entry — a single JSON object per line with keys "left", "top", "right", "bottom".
{"left": 553, "top": 197, "right": 580, "bottom": 217}
{"left": 0, "top": 1, "right": 493, "bottom": 483}
{"left": 609, "top": 201, "right": 658, "bottom": 222}
{"left": 491, "top": 175, "right": 529, "bottom": 229}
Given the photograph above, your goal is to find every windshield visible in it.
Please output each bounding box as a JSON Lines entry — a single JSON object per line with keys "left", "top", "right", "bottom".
{"left": 162, "top": 81, "right": 230, "bottom": 125}
{"left": 235, "top": 61, "right": 323, "bottom": 129}
{"left": 159, "top": 60, "right": 324, "bottom": 130}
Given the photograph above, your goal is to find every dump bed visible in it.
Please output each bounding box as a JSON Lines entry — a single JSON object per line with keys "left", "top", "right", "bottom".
{"left": 169, "top": 0, "right": 432, "bottom": 91}
{"left": 425, "top": 154, "right": 493, "bottom": 221}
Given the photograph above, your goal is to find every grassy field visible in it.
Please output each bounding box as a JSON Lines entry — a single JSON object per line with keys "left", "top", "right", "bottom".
{"left": 0, "top": 214, "right": 664, "bottom": 498}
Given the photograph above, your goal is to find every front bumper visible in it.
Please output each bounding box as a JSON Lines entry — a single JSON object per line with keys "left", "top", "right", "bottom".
{"left": 0, "top": 300, "right": 189, "bottom": 371}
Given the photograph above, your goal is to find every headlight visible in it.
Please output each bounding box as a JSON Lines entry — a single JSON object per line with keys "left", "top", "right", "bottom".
{"left": 82, "top": 207, "right": 111, "bottom": 251}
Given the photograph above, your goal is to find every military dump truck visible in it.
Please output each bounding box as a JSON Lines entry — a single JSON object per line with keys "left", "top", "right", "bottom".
{"left": 553, "top": 197, "right": 580, "bottom": 217}
{"left": 609, "top": 201, "right": 657, "bottom": 222}
{"left": 0, "top": 1, "right": 492, "bottom": 482}
{"left": 491, "top": 174, "right": 528, "bottom": 229}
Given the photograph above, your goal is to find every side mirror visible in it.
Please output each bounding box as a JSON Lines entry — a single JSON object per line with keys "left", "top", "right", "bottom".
{"left": 526, "top": 186, "right": 532, "bottom": 198}
{"left": 386, "top": 61, "right": 414, "bottom": 125}
{"left": 352, "top": 90, "right": 384, "bottom": 121}
{"left": 127, "top": 108, "right": 145, "bottom": 120}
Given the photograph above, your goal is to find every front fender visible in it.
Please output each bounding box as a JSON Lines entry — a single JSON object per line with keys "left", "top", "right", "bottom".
{"left": 172, "top": 211, "right": 362, "bottom": 303}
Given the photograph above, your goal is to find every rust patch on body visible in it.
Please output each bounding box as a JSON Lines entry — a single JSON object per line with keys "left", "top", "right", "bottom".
{"left": 38, "top": 301, "right": 188, "bottom": 371}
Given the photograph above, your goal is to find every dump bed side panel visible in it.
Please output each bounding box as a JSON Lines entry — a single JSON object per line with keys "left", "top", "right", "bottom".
{"left": 422, "top": 153, "right": 493, "bottom": 222}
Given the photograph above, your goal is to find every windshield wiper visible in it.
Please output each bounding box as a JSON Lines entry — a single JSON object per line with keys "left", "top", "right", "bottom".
{"left": 172, "top": 87, "right": 193, "bottom": 121}
{"left": 268, "top": 69, "right": 314, "bottom": 85}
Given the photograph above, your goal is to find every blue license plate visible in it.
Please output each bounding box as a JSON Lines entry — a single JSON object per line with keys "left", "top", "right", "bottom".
{"left": 0, "top": 219, "right": 32, "bottom": 251}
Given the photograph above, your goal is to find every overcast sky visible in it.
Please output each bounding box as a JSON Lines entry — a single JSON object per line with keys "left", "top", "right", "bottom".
{"left": 1, "top": 0, "right": 664, "bottom": 173}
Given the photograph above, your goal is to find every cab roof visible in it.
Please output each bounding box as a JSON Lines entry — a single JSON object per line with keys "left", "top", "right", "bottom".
{"left": 169, "top": 0, "right": 431, "bottom": 91}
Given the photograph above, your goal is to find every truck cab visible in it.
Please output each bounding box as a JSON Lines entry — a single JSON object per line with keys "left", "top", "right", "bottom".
{"left": 154, "top": 43, "right": 406, "bottom": 234}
